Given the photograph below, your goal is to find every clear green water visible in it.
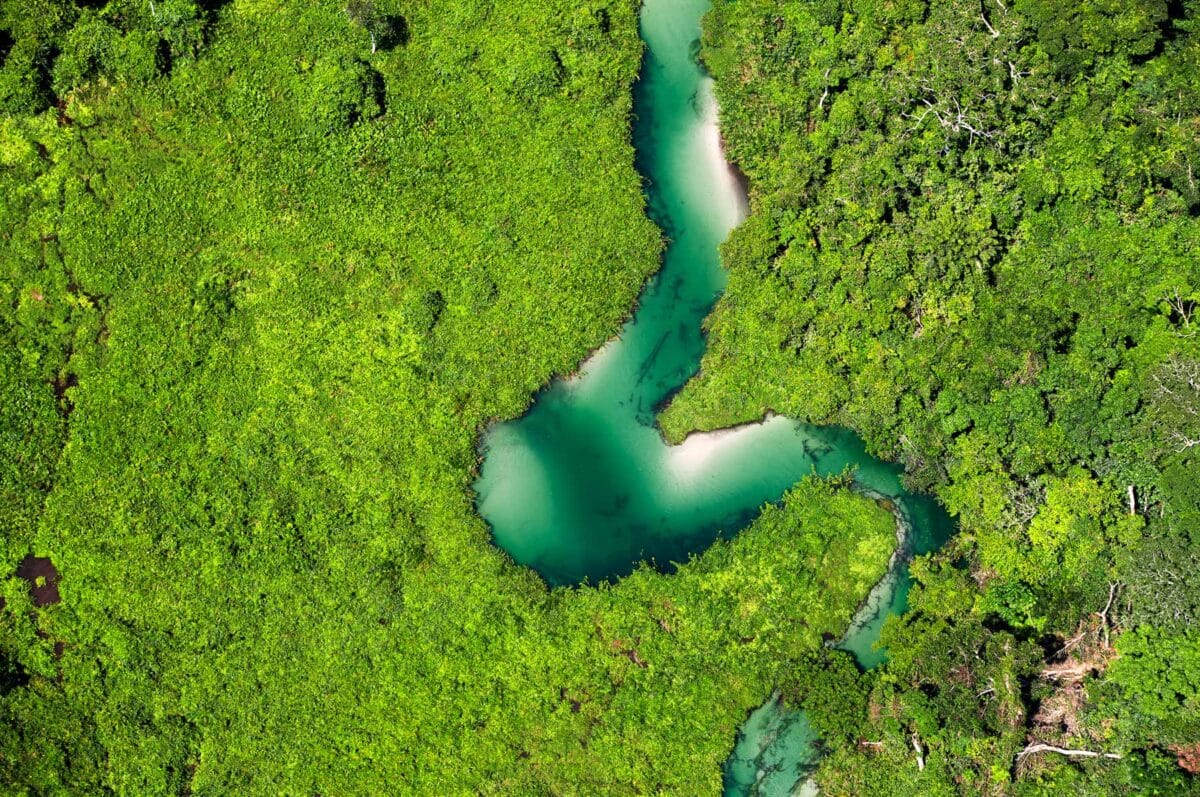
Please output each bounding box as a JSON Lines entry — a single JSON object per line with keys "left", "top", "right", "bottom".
{"left": 722, "top": 493, "right": 952, "bottom": 797}
{"left": 724, "top": 694, "right": 822, "bottom": 797}
{"left": 473, "top": 0, "right": 953, "bottom": 792}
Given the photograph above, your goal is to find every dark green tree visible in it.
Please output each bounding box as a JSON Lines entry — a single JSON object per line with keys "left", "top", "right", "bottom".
{"left": 345, "top": 0, "right": 407, "bottom": 53}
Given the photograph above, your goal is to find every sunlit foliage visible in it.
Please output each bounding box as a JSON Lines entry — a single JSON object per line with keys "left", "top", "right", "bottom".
{"left": 0, "top": 0, "right": 902, "bottom": 792}
{"left": 670, "top": 0, "right": 1200, "bottom": 790}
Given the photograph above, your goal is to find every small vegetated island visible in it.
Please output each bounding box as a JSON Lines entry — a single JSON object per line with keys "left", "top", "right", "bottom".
{"left": 0, "top": 1, "right": 1198, "bottom": 796}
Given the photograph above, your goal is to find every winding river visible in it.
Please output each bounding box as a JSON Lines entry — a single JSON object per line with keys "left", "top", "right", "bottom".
{"left": 474, "top": 0, "right": 953, "bottom": 792}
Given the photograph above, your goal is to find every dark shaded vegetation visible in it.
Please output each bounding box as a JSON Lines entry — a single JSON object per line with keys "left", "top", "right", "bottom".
{"left": 347, "top": 0, "right": 408, "bottom": 52}
{"left": 657, "top": 0, "right": 1200, "bottom": 790}
{"left": 0, "top": 29, "right": 13, "bottom": 67}
{"left": 15, "top": 556, "right": 60, "bottom": 607}
{"left": 0, "top": 0, "right": 217, "bottom": 115}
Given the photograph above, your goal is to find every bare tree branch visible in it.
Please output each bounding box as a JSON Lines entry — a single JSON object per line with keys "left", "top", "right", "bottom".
{"left": 980, "top": 8, "right": 1000, "bottom": 38}
{"left": 1097, "top": 582, "right": 1120, "bottom": 647}
{"left": 1017, "top": 742, "right": 1122, "bottom": 763}
{"left": 912, "top": 734, "right": 926, "bottom": 771}
{"left": 1163, "top": 288, "right": 1196, "bottom": 337}
{"left": 818, "top": 68, "right": 832, "bottom": 111}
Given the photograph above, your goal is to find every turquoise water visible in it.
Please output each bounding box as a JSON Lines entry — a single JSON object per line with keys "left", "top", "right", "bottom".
{"left": 473, "top": 0, "right": 953, "bottom": 792}
{"left": 722, "top": 493, "right": 951, "bottom": 797}
{"left": 724, "top": 694, "right": 823, "bottom": 797}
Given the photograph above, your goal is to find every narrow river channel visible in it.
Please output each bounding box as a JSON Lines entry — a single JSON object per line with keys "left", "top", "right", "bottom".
{"left": 474, "top": 0, "right": 954, "bottom": 792}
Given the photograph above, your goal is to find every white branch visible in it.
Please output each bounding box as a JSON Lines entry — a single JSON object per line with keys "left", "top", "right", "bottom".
{"left": 1017, "top": 743, "right": 1122, "bottom": 763}
{"left": 1164, "top": 288, "right": 1196, "bottom": 336}
{"left": 1097, "top": 581, "right": 1120, "bottom": 646}
{"left": 912, "top": 734, "right": 926, "bottom": 771}
{"left": 980, "top": 11, "right": 1000, "bottom": 38}
{"left": 1169, "top": 431, "right": 1200, "bottom": 452}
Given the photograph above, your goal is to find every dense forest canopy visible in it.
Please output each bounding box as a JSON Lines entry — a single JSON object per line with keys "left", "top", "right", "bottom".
{"left": 0, "top": 0, "right": 905, "bottom": 793}
{"left": 660, "top": 0, "right": 1200, "bottom": 790}
{"left": 1, "top": 0, "right": 1199, "bottom": 793}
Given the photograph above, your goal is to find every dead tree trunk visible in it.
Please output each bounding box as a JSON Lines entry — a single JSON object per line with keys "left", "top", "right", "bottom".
{"left": 1017, "top": 742, "right": 1122, "bottom": 763}
{"left": 912, "top": 734, "right": 926, "bottom": 771}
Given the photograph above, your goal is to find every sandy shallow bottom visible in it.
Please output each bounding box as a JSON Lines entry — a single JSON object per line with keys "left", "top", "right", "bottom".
{"left": 664, "top": 414, "right": 787, "bottom": 480}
